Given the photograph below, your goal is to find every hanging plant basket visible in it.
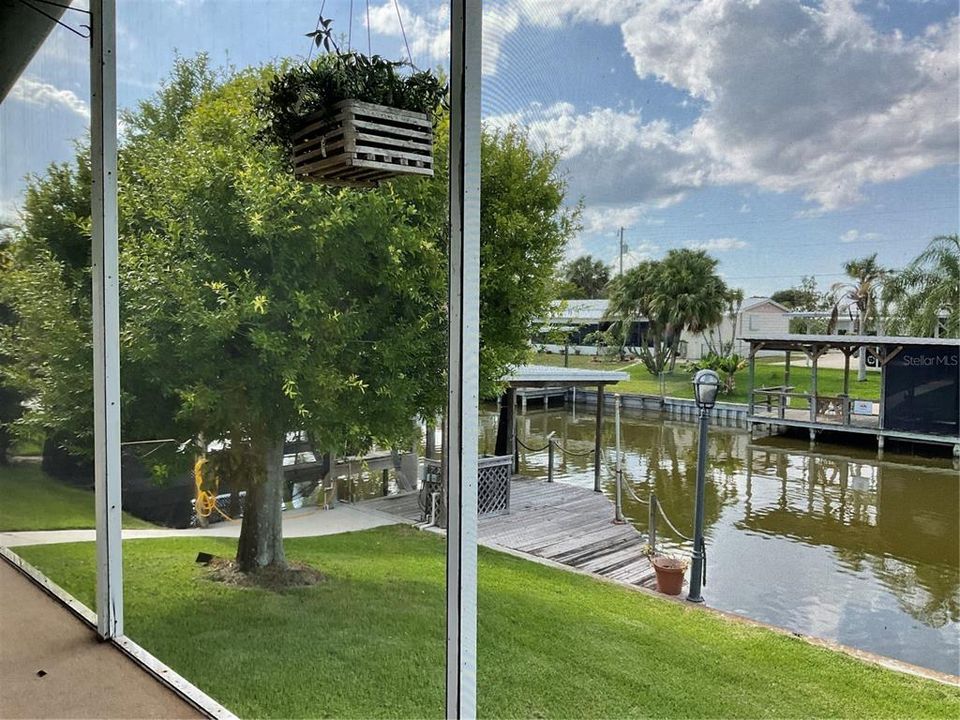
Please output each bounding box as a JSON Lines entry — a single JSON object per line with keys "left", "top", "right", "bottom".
{"left": 291, "top": 99, "right": 434, "bottom": 187}
{"left": 256, "top": 49, "right": 445, "bottom": 188}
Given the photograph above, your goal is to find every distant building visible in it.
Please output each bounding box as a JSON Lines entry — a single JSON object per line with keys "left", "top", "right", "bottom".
{"left": 787, "top": 308, "right": 952, "bottom": 338}
{"left": 534, "top": 297, "right": 790, "bottom": 360}
{"left": 687, "top": 297, "right": 791, "bottom": 359}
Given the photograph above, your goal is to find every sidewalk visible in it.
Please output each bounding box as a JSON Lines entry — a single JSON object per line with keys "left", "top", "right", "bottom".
{"left": 0, "top": 559, "right": 202, "bottom": 719}
{"left": 0, "top": 504, "right": 401, "bottom": 548}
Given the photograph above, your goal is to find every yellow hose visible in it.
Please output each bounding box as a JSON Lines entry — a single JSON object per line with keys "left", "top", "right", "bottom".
{"left": 194, "top": 456, "right": 233, "bottom": 521}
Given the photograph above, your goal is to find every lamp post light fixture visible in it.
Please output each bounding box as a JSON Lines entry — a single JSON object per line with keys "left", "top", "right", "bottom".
{"left": 688, "top": 369, "right": 720, "bottom": 603}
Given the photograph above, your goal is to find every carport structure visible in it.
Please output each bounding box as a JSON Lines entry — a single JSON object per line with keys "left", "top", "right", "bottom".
{"left": 744, "top": 334, "right": 960, "bottom": 453}
{"left": 497, "top": 365, "right": 629, "bottom": 491}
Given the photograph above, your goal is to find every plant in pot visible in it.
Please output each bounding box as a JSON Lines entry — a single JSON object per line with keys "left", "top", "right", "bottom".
{"left": 256, "top": 25, "right": 446, "bottom": 188}
{"left": 648, "top": 549, "right": 689, "bottom": 596}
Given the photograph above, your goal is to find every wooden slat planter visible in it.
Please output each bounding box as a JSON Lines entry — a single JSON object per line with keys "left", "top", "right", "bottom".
{"left": 291, "top": 99, "right": 434, "bottom": 187}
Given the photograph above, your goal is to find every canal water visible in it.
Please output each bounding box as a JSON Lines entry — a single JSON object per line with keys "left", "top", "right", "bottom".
{"left": 479, "top": 404, "right": 960, "bottom": 676}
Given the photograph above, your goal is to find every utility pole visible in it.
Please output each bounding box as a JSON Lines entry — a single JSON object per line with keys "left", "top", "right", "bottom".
{"left": 618, "top": 227, "right": 626, "bottom": 277}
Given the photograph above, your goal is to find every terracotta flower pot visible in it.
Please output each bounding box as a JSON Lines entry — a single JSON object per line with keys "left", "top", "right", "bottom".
{"left": 651, "top": 556, "right": 687, "bottom": 596}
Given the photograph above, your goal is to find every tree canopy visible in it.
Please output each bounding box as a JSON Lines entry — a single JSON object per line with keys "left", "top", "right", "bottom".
{"left": 556, "top": 255, "right": 610, "bottom": 299}
{"left": 0, "top": 56, "right": 576, "bottom": 570}
{"left": 606, "top": 249, "right": 737, "bottom": 375}
{"left": 884, "top": 234, "right": 959, "bottom": 338}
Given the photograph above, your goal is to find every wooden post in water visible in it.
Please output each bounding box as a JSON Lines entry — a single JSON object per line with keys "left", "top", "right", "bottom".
{"left": 547, "top": 432, "right": 555, "bottom": 483}
{"left": 781, "top": 351, "right": 791, "bottom": 420}
{"left": 594, "top": 385, "right": 605, "bottom": 492}
{"left": 648, "top": 494, "right": 658, "bottom": 553}
{"left": 808, "top": 347, "right": 820, "bottom": 444}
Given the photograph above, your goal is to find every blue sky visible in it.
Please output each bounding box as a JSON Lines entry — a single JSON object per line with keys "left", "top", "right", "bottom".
{"left": 1, "top": 0, "right": 957, "bottom": 297}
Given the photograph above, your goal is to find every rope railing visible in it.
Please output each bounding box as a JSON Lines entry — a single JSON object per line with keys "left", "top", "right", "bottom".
{"left": 516, "top": 437, "right": 550, "bottom": 453}
{"left": 655, "top": 499, "right": 694, "bottom": 543}
{"left": 600, "top": 448, "right": 693, "bottom": 542}
{"left": 516, "top": 435, "right": 595, "bottom": 457}
{"left": 518, "top": 431, "right": 694, "bottom": 547}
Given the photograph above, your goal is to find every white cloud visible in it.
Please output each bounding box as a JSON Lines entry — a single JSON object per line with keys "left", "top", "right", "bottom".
{"left": 486, "top": 102, "right": 708, "bottom": 207}
{"left": 8, "top": 77, "right": 89, "bottom": 120}
{"left": 581, "top": 205, "right": 647, "bottom": 234}
{"left": 0, "top": 198, "right": 19, "bottom": 227}
{"left": 618, "top": 0, "right": 959, "bottom": 211}
{"left": 840, "top": 229, "right": 881, "bottom": 243}
{"left": 485, "top": 0, "right": 958, "bottom": 213}
{"left": 686, "top": 237, "right": 747, "bottom": 252}
{"left": 368, "top": 2, "right": 450, "bottom": 65}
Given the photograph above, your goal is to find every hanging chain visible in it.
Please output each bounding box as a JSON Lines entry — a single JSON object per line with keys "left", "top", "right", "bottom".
{"left": 365, "top": 0, "right": 372, "bottom": 56}
{"left": 393, "top": 0, "right": 413, "bottom": 66}
{"left": 307, "top": 0, "right": 328, "bottom": 61}
{"left": 348, "top": 0, "right": 354, "bottom": 52}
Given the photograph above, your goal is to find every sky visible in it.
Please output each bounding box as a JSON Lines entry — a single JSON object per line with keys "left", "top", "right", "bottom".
{"left": 1, "top": 0, "right": 958, "bottom": 298}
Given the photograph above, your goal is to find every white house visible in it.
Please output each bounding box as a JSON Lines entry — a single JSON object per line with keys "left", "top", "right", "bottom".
{"left": 688, "top": 297, "right": 791, "bottom": 358}
{"left": 535, "top": 297, "right": 791, "bottom": 360}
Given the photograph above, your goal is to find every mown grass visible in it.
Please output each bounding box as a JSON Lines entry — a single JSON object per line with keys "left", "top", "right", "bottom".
{"left": 0, "top": 463, "right": 154, "bottom": 531}
{"left": 532, "top": 353, "right": 882, "bottom": 405}
{"left": 17, "top": 527, "right": 959, "bottom": 719}
{"left": 528, "top": 351, "right": 633, "bottom": 370}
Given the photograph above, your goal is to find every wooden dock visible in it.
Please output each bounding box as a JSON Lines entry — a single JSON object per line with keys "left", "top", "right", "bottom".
{"left": 359, "top": 478, "right": 660, "bottom": 590}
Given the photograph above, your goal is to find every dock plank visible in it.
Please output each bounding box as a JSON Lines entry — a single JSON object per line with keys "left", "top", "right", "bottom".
{"left": 359, "top": 477, "right": 681, "bottom": 593}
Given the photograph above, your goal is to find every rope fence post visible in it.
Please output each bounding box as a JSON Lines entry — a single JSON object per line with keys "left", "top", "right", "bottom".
{"left": 614, "top": 394, "right": 623, "bottom": 522}
{"left": 648, "top": 493, "right": 658, "bottom": 553}
{"left": 547, "top": 432, "right": 556, "bottom": 483}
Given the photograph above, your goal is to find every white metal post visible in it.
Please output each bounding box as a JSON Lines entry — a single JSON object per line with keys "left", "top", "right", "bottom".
{"left": 90, "top": 0, "right": 124, "bottom": 640}
{"left": 445, "top": 1, "right": 481, "bottom": 717}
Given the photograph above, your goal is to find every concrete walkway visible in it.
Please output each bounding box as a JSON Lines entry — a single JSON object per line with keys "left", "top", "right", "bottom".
{"left": 0, "top": 504, "right": 401, "bottom": 548}
{"left": 0, "top": 560, "right": 202, "bottom": 719}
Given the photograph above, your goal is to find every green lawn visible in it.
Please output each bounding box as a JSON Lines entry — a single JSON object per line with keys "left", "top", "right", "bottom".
{"left": 530, "top": 352, "right": 881, "bottom": 405}
{"left": 530, "top": 350, "right": 633, "bottom": 370}
{"left": 615, "top": 361, "right": 881, "bottom": 405}
{"left": 0, "top": 463, "right": 154, "bottom": 531}
{"left": 17, "top": 528, "right": 958, "bottom": 718}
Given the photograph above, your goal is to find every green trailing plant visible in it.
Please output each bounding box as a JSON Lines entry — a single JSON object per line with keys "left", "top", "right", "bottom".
{"left": 255, "top": 52, "right": 446, "bottom": 157}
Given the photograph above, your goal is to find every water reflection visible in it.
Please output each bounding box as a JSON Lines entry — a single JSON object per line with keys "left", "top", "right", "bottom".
{"left": 482, "top": 404, "right": 960, "bottom": 675}
{"left": 743, "top": 441, "right": 959, "bottom": 630}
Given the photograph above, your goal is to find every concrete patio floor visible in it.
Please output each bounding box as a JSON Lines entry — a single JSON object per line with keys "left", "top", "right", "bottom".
{"left": 0, "top": 559, "right": 203, "bottom": 719}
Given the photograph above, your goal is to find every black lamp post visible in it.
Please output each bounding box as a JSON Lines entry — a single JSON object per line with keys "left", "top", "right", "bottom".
{"left": 688, "top": 368, "right": 720, "bottom": 603}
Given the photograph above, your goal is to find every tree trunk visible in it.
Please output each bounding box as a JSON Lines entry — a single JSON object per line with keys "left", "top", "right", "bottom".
{"left": 236, "top": 438, "right": 286, "bottom": 572}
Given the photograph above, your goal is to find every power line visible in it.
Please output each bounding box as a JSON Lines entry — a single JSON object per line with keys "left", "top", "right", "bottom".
{"left": 615, "top": 204, "right": 958, "bottom": 237}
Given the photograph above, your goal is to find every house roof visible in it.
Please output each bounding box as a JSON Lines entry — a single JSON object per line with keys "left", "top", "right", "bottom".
{"left": 742, "top": 296, "right": 790, "bottom": 313}
{"left": 1, "top": 0, "right": 65, "bottom": 102}
{"left": 503, "top": 364, "right": 629, "bottom": 388}
{"left": 740, "top": 333, "right": 960, "bottom": 350}
{"left": 545, "top": 299, "right": 610, "bottom": 321}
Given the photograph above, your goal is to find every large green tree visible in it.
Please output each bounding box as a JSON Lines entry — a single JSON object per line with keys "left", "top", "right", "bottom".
{"left": 883, "top": 234, "right": 959, "bottom": 339}
{"left": 606, "top": 249, "right": 735, "bottom": 374}
{"left": 1, "top": 57, "right": 575, "bottom": 571}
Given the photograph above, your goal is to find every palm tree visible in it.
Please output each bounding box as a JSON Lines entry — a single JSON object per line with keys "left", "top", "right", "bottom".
{"left": 883, "top": 234, "right": 959, "bottom": 339}
{"left": 607, "top": 249, "right": 733, "bottom": 373}
{"left": 561, "top": 255, "right": 611, "bottom": 298}
{"left": 830, "top": 253, "right": 889, "bottom": 381}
